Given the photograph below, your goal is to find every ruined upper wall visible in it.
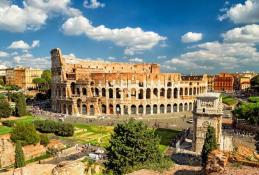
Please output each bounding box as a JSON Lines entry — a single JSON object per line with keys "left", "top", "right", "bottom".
{"left": 50, "top": 48, "right": 160, "bottom": 75}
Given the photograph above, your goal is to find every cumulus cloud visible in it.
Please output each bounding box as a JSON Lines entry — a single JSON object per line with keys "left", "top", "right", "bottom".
{"left": 165, "top": 41, "right": 259, "bottom": 73}
{"left": 181, "top": 32, "right": 203, "bottom": 43}
{"left": 128, "top": 58, "right": 144, "bottom": 63}
{"left": 0, "top": 0, "right": 80, "bottom": 32}
{"left": 8, "top": 40, "right": 40, "bottom": 50}
{"left": 0, "top": 51, "right": 9, "bottom": 57}
{"left": 83, "top": 0, "right": 105, "bottom": 9}
{"left": 219, "top": 0, "right": 259, "bottom": 24}
{"left": 62, "top": 16, "right": 166, "bottom": 55}
{"left": 222, "top": 24, "right": 259, "bottom": 43}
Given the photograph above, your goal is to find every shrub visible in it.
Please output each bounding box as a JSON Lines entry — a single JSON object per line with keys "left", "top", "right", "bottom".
{"left": 14, "top": 141, "right": 25, "bottom": 168}
{"left": 15, "top": 93, "right": 27, "bottom": 117}
{"left": 11, "top": 122, "right": 40, "bottom": 146}
{"left": 34, "top": 120, "right": 74, "bottom": 137}
{"left": 2, "top": 120, "right": 15, "bottom": 127}
{"left": 0, "top": 99, "right": 12, "bottom": 118}
{"left": 39, "top": 134, "right": 49, "bottom": 146}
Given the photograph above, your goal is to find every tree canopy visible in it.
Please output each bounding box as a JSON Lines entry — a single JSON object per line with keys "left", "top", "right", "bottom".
{"left": 201, "top": 126, "right": 217, "bottom": 166}
{"left": 106, "top": 119, "right": 172, "bottom": 175}
{"left": 0, "top": 99, "right": 12, "bottom": 118}
{"left": 14, "top": 141, "right": 26, "bottom": 168}
{"left": 41, "top": 70, "right": 51, "bottom": 84}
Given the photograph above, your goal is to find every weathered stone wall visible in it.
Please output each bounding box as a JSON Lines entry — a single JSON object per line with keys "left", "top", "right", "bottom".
{"left": 51, "top": 48, "right": 208, "bottom": 116}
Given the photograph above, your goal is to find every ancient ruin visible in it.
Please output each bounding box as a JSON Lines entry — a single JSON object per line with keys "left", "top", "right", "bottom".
{"left": 51, "top": 48, "right": 208, "bottom": 116}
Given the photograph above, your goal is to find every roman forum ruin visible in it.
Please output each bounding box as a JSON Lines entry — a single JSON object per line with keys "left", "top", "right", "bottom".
{"left": 51, "top": 48, "right": 208, "bottom": 116}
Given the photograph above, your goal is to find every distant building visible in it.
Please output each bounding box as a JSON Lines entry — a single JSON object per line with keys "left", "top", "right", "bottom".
{"left": 207, "top": 75, "right": 215, "bottom": 92}
{"left": 0, "top": 69, "right": 6, "bottom": 84}
{"left": 214, "top": 73, "right": 234, "bottom": 93}
{"left": 5, "top": 67, "right": 43, "bottom": 89}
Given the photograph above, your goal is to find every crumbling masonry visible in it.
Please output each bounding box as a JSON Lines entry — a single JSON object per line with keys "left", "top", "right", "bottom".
{"left": 51, "top": 48, "right": 208, "bottom": 116}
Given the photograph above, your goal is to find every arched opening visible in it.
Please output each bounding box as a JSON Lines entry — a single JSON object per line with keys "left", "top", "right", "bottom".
{"left": 167, "top": 82, "right": 172, "bottom": 87}
{"left": 63, "top": 87, "right": 66, "bottom": 97}
{"left": 124, "top": 105, "right": 128, "bottom": 115}
{"left": 189, "top": 102, "right": 193, "bottom": 111}
{"left": 179, "top": 103, "right": 183, "bottom": 112}
{"left": 193, "top": 87, "right": 196, "bottom": 95}
{"left": 167, "top": 104, "right": 171, "bottom": 113}
{"left": 116, "top": 104, "right": 121, "bottom": 114}
{"left": 76, "top": 88, "right": 80, "bottom": 96}
{"left": 197, "top": 88, "right": 200, "bottom": 95}
{"left": 146, "top": 88, "right": 151, "bottom": 99}
{"left": 173, "top": 104, "right": 178, "bottom": 112}
{"left": 138, "top": 105, "right": 144, "bottom": 114}
{"left": 116, "top": 88, "right": 121, "bottom": 99}
{"left": 70, "top": 82, "right": 75, "bottom": 94}
{"left": 101, "top": 104, "right": 106, "bottom": 114}
{"left": 90, "top": 105, "right": 95, "bottom": 116}
{"left": 102, "top": 88, "right": 106, "bottom": 97}
{"left": 109, "top": 104, "right": 114, "bottom": 114}
{"left": 153, "top": 88, "right": 158, "bottom": 98}
{"left": 131, "top": 105, "right": 137, "bottom": 115}
{"left": 160, "top": 88, "right": 165, "bottom": 98}
{"left": 174, "top": 88, "right": 178, "bottom": 98}
{"left": 82, "top": 104, "right": 87, "bottom": 114}
{"left": 77, "top": 99, "right": 82, "bottom": 114}
{"left": 82, "top": 88, "right": 87, "bottom": 96}
{"left": 109, "top": 88, "right": 113, "bottom": 98}
{"left": 167, "top": 88, "right": 172, "bottom": 99}
{"left": 95, "top": 88, "right": 99, "bottom": 97}
{"left": 153, "top": 104, "right": 158, "bottom": 114}
{"left": 146, "top": 105, "right": 151, "bottom": 114}
{"left": 138, "top": 89, "right": 144, "bottom": 99}
{"left": 189, "top": 88, "right": 192, "bottom": 95}
{"left": 131, "top": 88, "right": 137, "bottom": 98}
{"left": 62, "top": 104, "right": 66, "bottom": 114}
{"left": 185, "top": 87, "right": 188, "bottom": 95}
{"left": 184, "top": 103, "right": 188, "bottom": 111}
{"left": 68, "top": 105, "right": 72, "bottom": 115}
{"left": 180, "top": 88, "right": 183, "bottom": 96}
{"left": 160, "top": 104, "right": 165, "bottom": 113}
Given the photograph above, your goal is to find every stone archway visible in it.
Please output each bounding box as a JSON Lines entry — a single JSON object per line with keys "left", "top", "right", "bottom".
{"left": 167, "top": 104, "right": 171, "bottom": 113}
{"left": 138, "top": 105, "right": 144, "bottom": 114}
{"left": 146, "top": 105, "right": 151, "bottom": 114}
{"left": 160, "top": 104, "right": 165, "bottom": 113}
{"left": 153, "top": 104, "right": 158, "bottom": 114}
{"left": 131, "top": 105, "right": 137, "bottom": 114}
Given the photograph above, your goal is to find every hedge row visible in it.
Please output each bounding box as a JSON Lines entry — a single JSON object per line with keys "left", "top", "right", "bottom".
{"left": 34, "top": 120, "right": 74, "bottom": 137}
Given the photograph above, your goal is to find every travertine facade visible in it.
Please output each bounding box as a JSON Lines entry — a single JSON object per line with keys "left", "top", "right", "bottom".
{"left": 193, "top": 93, "right": 223, "bottom": 153}
{"left": 51, "top": 48, "right": 208, "bottom": 116}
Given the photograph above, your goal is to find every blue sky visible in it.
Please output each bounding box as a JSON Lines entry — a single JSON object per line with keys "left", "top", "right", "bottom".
{"left": 0, "top": 0, "right": 259, "bottom": 74}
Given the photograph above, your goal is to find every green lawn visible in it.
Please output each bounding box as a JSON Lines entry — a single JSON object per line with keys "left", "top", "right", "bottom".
{"left": 155, "top": 128, "right": 180, "bottom": 153}
{"left": 222, "top": 95, "right": 238, "bottom": 106}
{"left": 0, "top": 115, "right": 41, "bottom": 135}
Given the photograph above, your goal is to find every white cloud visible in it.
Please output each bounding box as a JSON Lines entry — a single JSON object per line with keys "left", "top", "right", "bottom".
{"left": 0, "top": 51, "right": 9, "bottom": 57}
{"left": 0, "top": 0, "right": 81, "bottom": 32}
{"left": 62, "top": 16, "right": 166, "bottom": 55}
{"left": 83, "top": 0, "right": 105, "bottom": 9}
{"left": 13, "top": 56, "right": 21, "bottom": 63}
{"left": 165, "top": 41, "right": 259, "bottom": 73}
{"left": 128, "top": 57, "right": 144, "bottom": 63}
{"left": 219, "top": 0, "right": 259, "bottom": 24}
{"left": 222, "top": 24, "right": 259, "bottom": 43}
{"left": 181, "top": 32, "right": 203, "bottom": 43}
{"left": 8, "top": 40, "right": 40, "bottom": 50}
{"left": 157, "top": 55, "right": 167, "bottom": 59}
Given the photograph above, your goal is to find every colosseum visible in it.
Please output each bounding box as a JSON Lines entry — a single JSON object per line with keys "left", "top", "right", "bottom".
{"left": 51, "top": 48, "right": 208, "bottom": 116}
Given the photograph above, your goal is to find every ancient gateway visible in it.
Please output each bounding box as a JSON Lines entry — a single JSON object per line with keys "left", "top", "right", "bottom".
{"left": 51, "top": 48, "right": 208, "bottom": 116}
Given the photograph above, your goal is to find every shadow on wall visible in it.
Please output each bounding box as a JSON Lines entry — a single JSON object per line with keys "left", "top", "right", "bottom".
{"left": 174, "top": 169, "right": 202, "bottom": 175}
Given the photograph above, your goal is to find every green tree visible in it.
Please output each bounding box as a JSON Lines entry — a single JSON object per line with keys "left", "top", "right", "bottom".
{"left": 0, "top": 99, "right": 11, "bottom": 118}
{"left": 33, "top": 77, "right": 47, "bottom": 90}
{"left": 11, "top": 122, "right": 40, "bottom": 146}
{"left": 41, "top": 70, "right": 51, "bottom": 85}
{"left": 251, "top": 75, "right": 259, "bottom": 91}
{"left": 201, "top": 126, "right": 217, "bottom": 166}
{"left": 106, "top": 119, "right": 171, "bottom": 175}
{"left": 14, "top": 141, "right": 26, "bottom": 168}
{"left": 15, "top": 93, "right": 26, "bottom": 117}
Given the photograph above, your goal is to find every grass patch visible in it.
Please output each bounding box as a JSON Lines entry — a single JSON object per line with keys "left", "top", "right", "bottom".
{"left": 155, "top": 128, "right": 180, "bottom": 153}
{"left": 0, "top": 126, "right": 12, "bottom": 135}
{"left": 222, "top": 95, "right": 238, "bottom": 106}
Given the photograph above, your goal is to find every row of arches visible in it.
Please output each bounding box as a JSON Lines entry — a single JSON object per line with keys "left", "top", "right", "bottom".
{"left": 65, "top": 84, "right": 206, "bottom": 99}
{"left": 74, "top": 102, "right": 193, "bottom": 116}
